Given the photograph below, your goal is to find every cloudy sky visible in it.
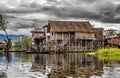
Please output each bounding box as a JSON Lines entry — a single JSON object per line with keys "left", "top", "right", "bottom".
{"left": 0, "top": 0, "right": 120, "bottom": 35}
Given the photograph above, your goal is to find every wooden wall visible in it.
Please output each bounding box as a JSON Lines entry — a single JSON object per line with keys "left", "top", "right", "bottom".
{"left": 75, "top": 32, "right": 95, "bottom": 39}
{"left": 33, "top": 33, "right": 44, "bottom": 38}
{"left": 50, "top": 32, "right": 95, "bottom": 40}
{"left": 50, "top": 32, "right": 69, "bottom": 40}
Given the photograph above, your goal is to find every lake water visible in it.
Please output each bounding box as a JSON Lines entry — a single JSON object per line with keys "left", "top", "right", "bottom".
{"left": 0, "top": 52, "right": 120, "bottom": 78}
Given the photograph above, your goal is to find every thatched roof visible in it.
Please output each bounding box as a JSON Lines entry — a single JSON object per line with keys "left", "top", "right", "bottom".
{"left": 48, "top": 21, "right": 94, "bottom": 33}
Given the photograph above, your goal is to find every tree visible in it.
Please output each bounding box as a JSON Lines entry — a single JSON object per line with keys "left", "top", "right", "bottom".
{"left": 15, "top": 36, "right": 32, "bottom": 51}
{"left": 0, "top": 15, "right": 12, "bottom": 63}
{"left": 0, "top": 15, "right": 11, "bottom": 50}
{"left": 21, "top": 36, "right": 32, "bottom": 51}
{"left": 0, "top": 15, "right": 8, "bottom": 40}
{"left": 14, "top": 39, "right": 22, "bottom": 50}
{"left": 0, "top": 15, "right": 7, "bottom": 32}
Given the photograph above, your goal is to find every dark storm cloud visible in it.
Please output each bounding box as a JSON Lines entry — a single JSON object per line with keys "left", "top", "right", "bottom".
{"left": 0, "top": 7, "right": 40, "bottom": 14}
{"left": 6, "top": 19, "right": 46, "bottom": 29}
{"left": 40, "top": 6, "right": 101, "bottom": 19}
{"left": 40, "top": 0, "right": 120, "bottom": 23}
{"left": 1, "top": 0, "right": 120, "bottom": 23}
{"left": 115, "top": 5, "right": 120, "bottom": 12}
{"left": 7, "top": 20, "right": 34, "bottom": 29}
{"left": 0, "top": 0, "right": 120, "bottom": 35}
{"left": 18, "top": 0, "right": 120, "bottom": 23}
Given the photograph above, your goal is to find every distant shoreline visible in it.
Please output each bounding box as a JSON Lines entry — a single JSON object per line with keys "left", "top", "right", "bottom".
{"left": 0, "top": 34, "right": 24, "bottom": 43}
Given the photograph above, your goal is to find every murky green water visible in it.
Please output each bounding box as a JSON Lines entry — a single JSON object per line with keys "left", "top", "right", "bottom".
{"left": 0, "top": 52, "right": 120, "bottom": 78}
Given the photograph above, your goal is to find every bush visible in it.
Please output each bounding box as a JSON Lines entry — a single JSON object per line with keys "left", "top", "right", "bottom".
{"left": 98, "top": 48, "right": 120, "bottom": 60}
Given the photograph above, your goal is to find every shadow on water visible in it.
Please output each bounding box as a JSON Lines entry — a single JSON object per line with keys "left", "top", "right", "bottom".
{"left": 4, "top": 52, "right": 11, "bottom": 63}
{"left": 0, "top": 52, "right": 10, "bottom": 78}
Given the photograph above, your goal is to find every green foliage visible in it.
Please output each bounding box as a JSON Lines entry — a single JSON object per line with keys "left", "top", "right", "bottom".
{"left": 0, "top": 15, "right": 11, "bottom": 52}
{"left": 21, "top": 36, "right": 32, "bottom": 50}
{"left": 14, "top": 39, "right": 22, "bottom": 50}
{"left": 15, "top": 36, "right": 32, "bottom": 51}
{"left": 98, "top": 48, "right": 120, "bottom": 60}
{"left": 0, "top": 15, "right": 6, "bottom": 31}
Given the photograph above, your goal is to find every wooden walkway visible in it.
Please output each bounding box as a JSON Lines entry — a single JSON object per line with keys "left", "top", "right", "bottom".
{"left": 2, "top": 50, "right": 66, "bottom": 54}
{"left": 3, "top": 50, "right": 51, "bottom": 54}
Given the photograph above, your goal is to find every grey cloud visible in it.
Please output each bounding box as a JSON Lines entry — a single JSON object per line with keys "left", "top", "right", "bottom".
{"left": 0, "top": 8, "right": 40, "bottom": 14}
{"left": 0, "top": 0, "right": 120, "bottom": 35}
{"left": 19, "top": 1, "right": 41, "bottom": 9}
{"left": 1, "top": 0, "right": 120, "bottom": 24}
{"left": 68, "top": 1, "right": 119, "bottom": 23}
{"left": 1, "top": 13, "right": 47, "bottom": 31}
{"left": 29, "top": 0, "right": 119, "bottom": 23}
{"left": 115, "top": 5, "right": 120, "bottom": 13}
{"left": 5, "top": 18, "right": 35, "bottom": 29}
{"left": 6, "top": 18, "right": 47, "bottom": 30}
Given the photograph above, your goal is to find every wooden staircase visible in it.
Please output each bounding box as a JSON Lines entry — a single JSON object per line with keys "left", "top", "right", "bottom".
{"left": 57, "top": 39, "right": 69, "bottom": 50}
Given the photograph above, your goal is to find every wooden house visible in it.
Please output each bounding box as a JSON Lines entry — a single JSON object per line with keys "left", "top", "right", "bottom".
{"left": 104, "top": 29, "right": 120, "bottom": 48}
{"left": 31, "top": 28, "right": 45, "bottom": 51}
{"left": 105, "top": 29, "right": 117, "bottom": 39}
{"left": 47, "top": 21, "right": 104, "bottom": 51}
{"left": 107, "top": 37, "right": 120, "bottom": 48}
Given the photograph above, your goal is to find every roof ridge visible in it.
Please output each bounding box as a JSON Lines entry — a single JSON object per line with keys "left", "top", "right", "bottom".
{"left": 49, "top": 20, "right": 90, "bottom": 23}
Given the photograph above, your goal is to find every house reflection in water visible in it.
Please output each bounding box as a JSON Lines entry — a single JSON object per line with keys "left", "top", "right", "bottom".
{"left": 32, "top": 53, "right": 104, "bottom": 78}
{"left": 0, "top": 52, "right": 120, "bottom": 78}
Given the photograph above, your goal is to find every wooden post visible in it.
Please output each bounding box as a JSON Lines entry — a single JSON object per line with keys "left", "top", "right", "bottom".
{"left": 85, "top": 39, "right": 86, "bottom": 51}
{"left": 54, "top": 32, "right": 55, "bottom": 52}
{"left": 81, "top": 39, "right": 82, "bottom": 51}
{"left": 56, "top": 33, "right": 57, "bottom": 52}
{"left": 80, "top": 39, "right": 82, "bottom": 50}
{"left": 80, "top": 54, "right": 82, "bottom": 67}
{"left": 69, "top": 32, "right": 70, "bottom": 51}
{"left": 79, "top": 39, "right": 80, "bottom": 51}
{"left": 78, "top": 39, "right": 79, "bottom": 52}
{"left": 75, "top": 39, "right": 77, "bottom": 52}
{"left": 62, "top": 32, "right": 64, "bottom": 52}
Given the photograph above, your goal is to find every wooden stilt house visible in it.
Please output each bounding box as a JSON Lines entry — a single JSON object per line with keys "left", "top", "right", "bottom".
{"left": 47, "top": 21, "right": 104, "bottom": 51}
{"left": 31, "top": 28, "right": 46, "bottom": 51}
